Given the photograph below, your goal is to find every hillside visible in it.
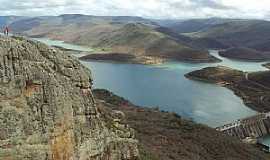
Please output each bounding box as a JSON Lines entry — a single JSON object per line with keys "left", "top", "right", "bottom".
{"left": 154, "top": 27, "right": 228, "bottom": 49}
{"left": 5, "top": 15, "right": 220, "bottom": 64}
{"left": 177, "top": 19, "right": 270, "bottom": 61}
{"left": 0, "top": 35, "right": 139, "bottom": 159}
{"left": 78, "top": 23, "right": 220, "bottom": 63}
{"left": 9, "top": 14, "right": 157, "bottom": 40}
{"left": 186, "top": 66, "right": 270, "bottom": 112}
{"left": 158, "top": 18, "right": 235, "bottom": 33}
{"left": 94, "top": 89, "right": 270, "bottom": 160}
{"left": 7, "top": 15, "right": 270, "bottom": 63}
{"left": 0, "top": 16, "right": 26, "bottom": 27}
{"left": 263, "top": 63, "right": 270, "bottom": 69}
{"left": 219, "top": 47, "right": 270, "bottom": 61}
{"left": 189, "top": 20, "right": 270, "bottom": 51}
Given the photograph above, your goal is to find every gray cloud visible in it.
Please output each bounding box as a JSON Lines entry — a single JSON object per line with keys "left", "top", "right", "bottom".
{"left": 189, "top": 0, "right": 234, "bottom": 10}
{"left": 0, "top": 0, "right": 268, "bottom": 19}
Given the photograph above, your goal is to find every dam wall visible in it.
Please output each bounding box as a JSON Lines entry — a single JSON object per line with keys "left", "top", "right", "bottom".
{"left": 216, "top": 113, "right": 270, "bottom": 139}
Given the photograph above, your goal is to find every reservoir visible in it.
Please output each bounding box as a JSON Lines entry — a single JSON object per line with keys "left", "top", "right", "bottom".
{"left": 35, "top": 38, "right": 266, "bottom": 127}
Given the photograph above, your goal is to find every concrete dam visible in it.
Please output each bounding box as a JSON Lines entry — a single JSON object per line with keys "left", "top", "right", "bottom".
{"left": 216, "top": 113, "right": 270, "bottom": 139}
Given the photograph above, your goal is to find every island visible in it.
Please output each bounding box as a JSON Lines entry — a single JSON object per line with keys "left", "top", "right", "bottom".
{"left": 186, "top": 66, "right": 270, "bottom": 112}
{"left": 79, "top": 53, "right": 165, "bottom": 65}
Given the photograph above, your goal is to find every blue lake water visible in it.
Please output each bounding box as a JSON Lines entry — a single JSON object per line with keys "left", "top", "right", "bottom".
{"left": 35, "top": 38, "right": 269, "bottom": 128}
{"left": 82, "top": 61, "right": 258, "bottom": 127}
{"left": 33, "top": 38, "right": 93, "bottom": 52}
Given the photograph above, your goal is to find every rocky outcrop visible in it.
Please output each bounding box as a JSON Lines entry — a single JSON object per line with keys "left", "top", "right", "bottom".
{"left": 0, "top": 36, "right": 139, "bottom": 160}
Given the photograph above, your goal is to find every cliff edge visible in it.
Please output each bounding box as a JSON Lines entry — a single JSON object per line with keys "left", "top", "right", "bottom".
{"left": 0, "top": 36, "right": 139, "bottom": 160}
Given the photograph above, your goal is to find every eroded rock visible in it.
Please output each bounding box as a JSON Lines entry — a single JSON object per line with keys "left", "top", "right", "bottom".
{"left": 0, "top": 36, "right": 139, "bottom": 160}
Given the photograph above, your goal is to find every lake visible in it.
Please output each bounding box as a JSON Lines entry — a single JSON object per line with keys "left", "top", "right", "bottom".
{"left": 33, "top": 38, "right": 93, "bottom": 52}
{"left": 34, "top": 38, "right": 268, "bottom": 128}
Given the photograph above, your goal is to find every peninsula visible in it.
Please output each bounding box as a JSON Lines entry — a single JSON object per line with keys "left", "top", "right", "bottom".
{"left": 186, "top": 66, "right": 270, "bottom": 112}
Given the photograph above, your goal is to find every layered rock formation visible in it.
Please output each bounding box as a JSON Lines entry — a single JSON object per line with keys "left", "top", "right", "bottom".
{"left": 0, "top": 36, "right": 139, "bottom": 160}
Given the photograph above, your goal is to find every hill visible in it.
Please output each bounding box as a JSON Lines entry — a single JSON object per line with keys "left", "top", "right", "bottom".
{"left": 263, "top": 63, "right": 270, "bottom": 69}
{"left": 94, "top": 89, "right": 270, "bottom": 160}
{"left": 5, "top": 15, "right": 220, "bottom": 64}
{"left": 78, "top": 23, "right": 220, "bottom": 63}
{"left": 0, "top": 16, "right": 26, "bottom": 27}
{"left": 219, "top": 47, "right": 270, "bottom": 61}
{"left": 190, "top": 20, "right": 270, "bottom": 51}
{"left": 9, "top": 15, "right": 270, "bottom": 63}
{"left": 158, "top": 18, "right": 236, "bottom": 33}
{"left": 9, "top": 14, "right": 157, "bottom": 39}
{"left": 186, "top": 66, "right": 270, "bottom": 112}
{"left": 178, "top": 19, "right": 270, "bottom": 61}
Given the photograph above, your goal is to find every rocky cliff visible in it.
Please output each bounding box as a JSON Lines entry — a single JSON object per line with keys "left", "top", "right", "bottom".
{"left": 0, "top": 36, "right": 139, "bottom": 160}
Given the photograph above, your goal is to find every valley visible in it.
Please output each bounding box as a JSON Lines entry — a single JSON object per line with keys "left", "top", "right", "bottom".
{"left": 1, "top": 34, "right": 270, "bottom": 160}
{"left": 3, "top": 15, "right": 270, "bottom": 64}
{"left": 1, "top": 15, "right": 224, "bottom": 64}
{"left": 2, "top": 13, "right": 270, "bottom": 159}
{"left": 34, "top": 37, "right": 268, "bottom": 128}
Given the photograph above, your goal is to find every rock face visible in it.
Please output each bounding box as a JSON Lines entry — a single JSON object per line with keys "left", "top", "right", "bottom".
{"left": 0, "top": 36, "right": 139, "bottom": 160}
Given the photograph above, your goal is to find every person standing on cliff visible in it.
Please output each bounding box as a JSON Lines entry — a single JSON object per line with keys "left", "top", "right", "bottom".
{"left": 4, "top": 26, "right": 9, "bottom": 36}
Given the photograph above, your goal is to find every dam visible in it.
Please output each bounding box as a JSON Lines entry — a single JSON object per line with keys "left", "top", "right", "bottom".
{"left": 216, "top": 113, "right": 270, "bottom": 139}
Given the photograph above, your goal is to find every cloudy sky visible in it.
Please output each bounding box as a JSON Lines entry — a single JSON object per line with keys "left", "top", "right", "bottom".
{"left": 0, "top": 0, "right": 269, "bottom": 19}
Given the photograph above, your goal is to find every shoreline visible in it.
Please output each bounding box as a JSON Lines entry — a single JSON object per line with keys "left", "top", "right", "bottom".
{"left": 79, "top": 53, "right": 222, "bottom": 65}
{"left": 186, "top": 66, "right": 270, "bottom": 113}
{"left": 93, "top": 88, "right": 270, "bottom": 159}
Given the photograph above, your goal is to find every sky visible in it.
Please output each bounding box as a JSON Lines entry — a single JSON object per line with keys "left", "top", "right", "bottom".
{"left": 0, "top": 0, "right": 269, "bottom": 19}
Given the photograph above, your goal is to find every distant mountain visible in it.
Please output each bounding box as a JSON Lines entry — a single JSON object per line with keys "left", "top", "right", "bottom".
{"left": 9, "top": 14, "right": 159, "bottom": 44}
{"left": 6, "top": 15, "right": 219, "bottom": 64}
{"left": 150, "top": 26, "right": 228, "bottom": 50}
{"left": 219, "top": 47, "right": 270, "bottom": 61}
{"left": 9, "top": 15, "right": 270, "bottom": 63}
{"left": 158, "top": 18, "right": 236, "bottom": 33}
{"left": 10, "top": 14, "right": 157, "bottom": 33}
{"left": 173, "top": 19, "right": 270, "bottom": 61}
{"left": 0, "top": 16, "right": 26, "bottom": 28}
{"left": 78, "top": 23, "right": 219, "bottom": 64}
{"left": 190, "top": 20, "right": 270, "bottom": 51}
